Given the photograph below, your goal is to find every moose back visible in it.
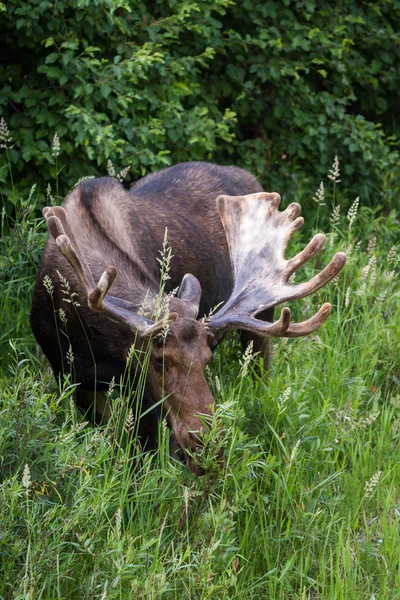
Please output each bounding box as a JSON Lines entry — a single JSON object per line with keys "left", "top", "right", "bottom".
{"left": 31, "top": 162, "right": 345, "bottom": 474}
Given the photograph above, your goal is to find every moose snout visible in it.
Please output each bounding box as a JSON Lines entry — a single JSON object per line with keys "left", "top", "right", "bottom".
{"left": 177, "top": 426, "right": 206, "bottom": 475}
{"left": 174, "top": 418, "right": 224, "bottom": 476}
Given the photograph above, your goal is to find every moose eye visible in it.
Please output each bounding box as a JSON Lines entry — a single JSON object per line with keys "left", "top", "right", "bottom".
{"left": 153, "top": 357, "right": 166, "bottom": 372}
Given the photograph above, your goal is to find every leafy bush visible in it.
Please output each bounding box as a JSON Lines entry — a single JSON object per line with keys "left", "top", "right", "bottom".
{"left": 1, "top": 0, "right": 400, "bottom": 213}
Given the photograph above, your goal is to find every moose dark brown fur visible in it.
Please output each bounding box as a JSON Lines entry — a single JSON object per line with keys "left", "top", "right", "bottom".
{"left": 31, "top": 162, "right": 346, "bottom": 474}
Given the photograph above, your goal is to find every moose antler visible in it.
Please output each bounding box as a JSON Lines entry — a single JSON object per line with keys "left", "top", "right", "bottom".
{"left": 43, "top": 206, "right": 176, "bottom": 337}
{"left": 208, "top": 192, "right": 346, "bottom": 338}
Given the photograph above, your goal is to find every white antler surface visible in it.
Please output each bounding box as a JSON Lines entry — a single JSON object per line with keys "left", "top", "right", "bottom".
{"left": 209, "top": 192, "right": 346, "bottom": 337}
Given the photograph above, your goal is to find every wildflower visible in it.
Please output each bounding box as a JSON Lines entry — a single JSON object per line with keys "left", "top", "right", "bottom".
{"left": 0, "top": 118, "right": 13, "bottom": 149}
{"left": 364, "top": 470, "right": 382, "bottom": 498}
{"left": 52, "top": 132, "right": 61, "bottom": 158}
{"left": 313, "top": 181, "right": 325, "bottom": 205}
{"left": 328, "top": 156, "right": 341, "bottom": 183}
{"left": 347, "top": 197, "right": 359, "bottom": 229}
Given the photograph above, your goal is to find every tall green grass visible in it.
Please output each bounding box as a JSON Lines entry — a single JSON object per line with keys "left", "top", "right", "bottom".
{"left": 0, "top": 139, "right": 399, "bottom": 599}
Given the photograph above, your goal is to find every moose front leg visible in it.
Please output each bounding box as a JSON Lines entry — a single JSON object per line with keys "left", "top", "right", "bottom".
{"left": 75, "top": 388, "right": 112, "bottom": 425}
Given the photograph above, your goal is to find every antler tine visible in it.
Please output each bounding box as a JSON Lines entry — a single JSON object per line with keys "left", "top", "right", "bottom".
{"left": 285, "top": 252, "right": 346, "bottom": 302}
{"left": 284, "top": 302, "right": 331, "bottom": 338}
{"left": 88, "top": 266, "right": 118, "bottom": 310}
{"left": 44, "top": 207, "right": 175, "bottom": 337}
{"left": 211, "top": 306, "right": 291, "bottom": 339}
{"left": 286, "top": 233, "right": 326, "bottom": 278}
{"left": 208, "top": 192, "right": 346, "bottom": 339}
{"left": 45, "top": 208, "right": 96, "bottom": 292}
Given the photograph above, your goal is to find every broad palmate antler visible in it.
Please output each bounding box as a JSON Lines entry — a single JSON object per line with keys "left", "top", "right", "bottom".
{"left": 209, "top": 192, "right": 346, "bottom": 338}
{"left": 43, "top": 206, "right": 176, "bottom": 337}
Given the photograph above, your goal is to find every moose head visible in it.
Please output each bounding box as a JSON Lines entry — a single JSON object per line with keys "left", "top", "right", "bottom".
{"left": 39, "top": 188, "right": 345, "bottom": 474}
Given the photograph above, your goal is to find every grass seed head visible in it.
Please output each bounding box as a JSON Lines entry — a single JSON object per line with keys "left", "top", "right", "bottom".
{"left": 239, "top": 340, "right": 255, "bottom": 378}
{"left": 125, "top": 408, "right": 134, "bottom": 433}
{"left": 328, "top": 155, "right": 341, "bottom": 183}
{"left": 43, "top": 275, "right": 54, "bottom": 297}
{"left": 330, "top": 204, "right": 341, "bottom": 227}
{"left": 107, "top": 159, "right": 116, "bottom": 178}
{"left": 347, "top": 197, "right": 360, "bottom": 229}
{"left": 345, "top": 286, "right": 351, "bottom": 307}
{"left": 22, "top": 463, "right": 31, "bottom": 494}
{"left": 313, "top": 181, "right": 325, "bottom": 204}
{"left": 0, "top": 117, "right": 13, "bottom": 149}
{"left": 52, "top": 132, "right": 61, "bottom": 158}
{"left": 364, "top": 470, "right": 382, "bottom": 498}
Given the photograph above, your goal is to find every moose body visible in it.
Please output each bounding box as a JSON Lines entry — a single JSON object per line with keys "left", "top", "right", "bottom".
{"left": 31, "top": 162, "right": 345, "bottom": 474}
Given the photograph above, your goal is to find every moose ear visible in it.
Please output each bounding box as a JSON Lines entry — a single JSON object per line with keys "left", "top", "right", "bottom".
{"left": 177, "top": 273, "right": 202, "bottom": 319}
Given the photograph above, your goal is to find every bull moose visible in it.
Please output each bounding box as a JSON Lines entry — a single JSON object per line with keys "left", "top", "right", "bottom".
{"left": 31, "top": 162, "right": 346, "bottom": 474}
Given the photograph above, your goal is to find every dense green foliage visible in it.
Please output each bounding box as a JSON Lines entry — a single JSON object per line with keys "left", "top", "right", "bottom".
{"left": 1, "top": 146, "right": 399, "bottom": 596}
{"left": 1, "top": 0, "right": 400, "bottom": 212}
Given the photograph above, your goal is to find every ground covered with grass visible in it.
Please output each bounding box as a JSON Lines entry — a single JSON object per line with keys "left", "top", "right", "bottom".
{"left": 0, "top": 159, "right": 399, "bottom": 599}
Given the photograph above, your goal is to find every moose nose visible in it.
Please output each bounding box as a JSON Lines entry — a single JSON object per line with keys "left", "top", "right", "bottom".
{"left": 186, "top": 454, "right": 205, "bottom": 476}
{"left": 181, "top": 427, "right": 225, "bottom": 476}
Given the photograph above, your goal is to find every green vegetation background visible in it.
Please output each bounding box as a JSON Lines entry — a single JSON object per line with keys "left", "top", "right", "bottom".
{"left": 1, "top": 0, "right": 400, "bottom": 211}
{"left": 0, "top": 1, "right": 399, "bottom": 599}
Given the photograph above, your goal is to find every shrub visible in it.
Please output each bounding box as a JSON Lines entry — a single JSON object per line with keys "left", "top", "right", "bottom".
{"left": 1, "top": 0, "right": 400, "bottom": 214}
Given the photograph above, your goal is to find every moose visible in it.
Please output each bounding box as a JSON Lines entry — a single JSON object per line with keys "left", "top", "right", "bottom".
{"left": 31, "top": 162, "right": 346, "bottom": 474}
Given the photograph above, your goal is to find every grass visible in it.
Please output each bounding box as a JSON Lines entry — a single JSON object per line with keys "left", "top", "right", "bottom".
{"left": 0, "top": 149, "right": 399, "bottom": 599}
